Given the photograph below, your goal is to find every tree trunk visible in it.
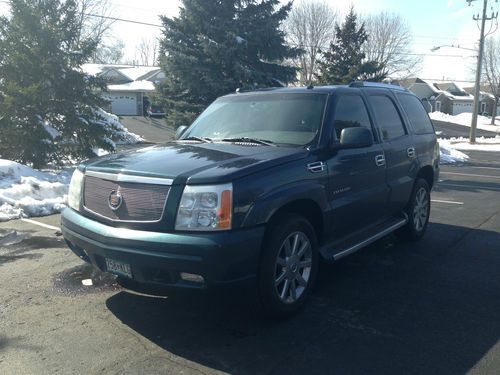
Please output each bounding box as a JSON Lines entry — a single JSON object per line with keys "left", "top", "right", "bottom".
{"left": 492, "top": 97, "right": 498, "bottom": 125}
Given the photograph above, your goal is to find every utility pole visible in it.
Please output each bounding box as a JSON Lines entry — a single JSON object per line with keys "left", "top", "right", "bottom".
{"left": 468, "top": 0, "right": 498, "bottom": 143}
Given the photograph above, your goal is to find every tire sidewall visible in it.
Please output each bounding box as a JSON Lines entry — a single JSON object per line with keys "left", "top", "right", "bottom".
{"left": 406, "top": 179, "right": 431, "bottom": 240}
{"left": 258, "top": 215, "right": 319, "bottom": 318}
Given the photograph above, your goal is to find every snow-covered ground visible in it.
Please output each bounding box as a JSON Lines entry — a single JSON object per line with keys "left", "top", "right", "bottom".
{"left": 0, "top": 160, "right": 72, "bottom": 222}
{"left": 438, "top": 141, "right": 469, "bottom": 164}
{"left": 439, "top": 136, "right": 500, "bottom": 152}
{"left": 430, "top": 112, "right": 500, "bottom": 133}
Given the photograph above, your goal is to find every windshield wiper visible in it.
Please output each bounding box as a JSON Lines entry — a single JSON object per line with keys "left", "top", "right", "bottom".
{"left": 221, "top": 137, "right": 276, "bottom": 146}
{"left": 179, "top": 136, "right": 212, "bottom": 143}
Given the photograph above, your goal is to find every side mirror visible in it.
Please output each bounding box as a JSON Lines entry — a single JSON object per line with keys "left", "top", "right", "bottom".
{"left": 175, "top": 126, "right": 188, "bottom": 140}
{"left": 338, "top": 127, "right": 373, "bottom": 149}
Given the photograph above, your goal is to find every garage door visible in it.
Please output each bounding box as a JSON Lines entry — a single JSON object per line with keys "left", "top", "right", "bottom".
{"left": 107, "top": 93, "right": 138, "bottom": 116}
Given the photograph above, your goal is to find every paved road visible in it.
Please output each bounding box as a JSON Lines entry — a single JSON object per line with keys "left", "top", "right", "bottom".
{"left": 1, "top": 153, "right": 499, "bottom": 374}
{"left": 432, "top": 119, "right": 499, "bottom": 138}
{"left": 120, "top": 116, "right": 175, "bottom": 144}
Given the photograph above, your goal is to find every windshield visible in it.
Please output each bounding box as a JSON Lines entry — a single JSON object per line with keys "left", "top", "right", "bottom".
{"left": 182, "top": 93, "right": 328, "bottom": 146}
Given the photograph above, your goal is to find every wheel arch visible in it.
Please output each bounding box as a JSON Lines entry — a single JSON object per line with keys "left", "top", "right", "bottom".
{"left": 416, "top": 165, "right": 434, "bottom": 188}
{"left": 263, "top": 199, "right": 325, "bottom": 245}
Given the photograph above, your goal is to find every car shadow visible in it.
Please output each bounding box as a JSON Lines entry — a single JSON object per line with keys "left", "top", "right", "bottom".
{"left": 105, "top": 222, "right": 500, "bottom": 374}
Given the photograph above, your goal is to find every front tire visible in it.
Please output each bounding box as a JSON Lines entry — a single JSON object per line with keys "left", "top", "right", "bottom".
{"left": 258, "top": 215, "right": 318, "bottom": 319}
{"left": 398, "top": 179, "right": 431, "bottom": 241}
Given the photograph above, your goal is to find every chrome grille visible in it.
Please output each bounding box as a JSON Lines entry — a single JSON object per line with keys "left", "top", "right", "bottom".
{"left": 83, "top": 176, "right": 170, "bottom": 222}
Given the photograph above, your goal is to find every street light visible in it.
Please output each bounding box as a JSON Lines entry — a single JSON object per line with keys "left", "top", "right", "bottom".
{"left": 430, "top": 44, "right": 478, "bottom": 52}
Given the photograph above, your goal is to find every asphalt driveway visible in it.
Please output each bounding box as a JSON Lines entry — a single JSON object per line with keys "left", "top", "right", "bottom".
{"left": 120, "top": 116, "right": 175, "bottom": 144}
{"left": 0, "top": 150, "right": 499, "bottom": 374}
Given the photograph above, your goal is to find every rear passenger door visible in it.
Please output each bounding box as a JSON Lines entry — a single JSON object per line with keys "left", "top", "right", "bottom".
{"left": 396, "top": 93, "right": 438, "bottom": 172}
{"left": 326, "top": 94, "right": 390, "bottom": 236}
{"left": 366, "top": 91, "right": 419, "bottom": 216}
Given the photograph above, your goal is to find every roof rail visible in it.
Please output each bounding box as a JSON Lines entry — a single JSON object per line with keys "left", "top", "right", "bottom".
{"left": 348, "top": 81, "right": 407, "bottom": 92}
{"left": 235, "top": 87, "right": 280, "bottom": 94}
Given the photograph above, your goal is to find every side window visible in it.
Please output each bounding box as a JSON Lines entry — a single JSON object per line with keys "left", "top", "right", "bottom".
{"left": 369, "top": 95, "right": 406, "bottom": 141}
{"left": 333, "top": 95, "right": 372, "bottom": 138}
{"left": 397, "top": 93, "right": 435, "bottom": 134}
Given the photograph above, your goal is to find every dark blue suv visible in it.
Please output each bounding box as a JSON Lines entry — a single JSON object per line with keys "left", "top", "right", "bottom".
{"left": 62, "top": 82, "right": 439, "bottom": 318}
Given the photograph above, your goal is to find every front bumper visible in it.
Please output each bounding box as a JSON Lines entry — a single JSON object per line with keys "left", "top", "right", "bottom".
{"left": 61, "top": 208, "right": 265, "bottom": 289}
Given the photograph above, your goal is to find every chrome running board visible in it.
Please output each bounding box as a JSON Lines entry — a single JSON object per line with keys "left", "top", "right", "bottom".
{"left": 332, "top": 219, "right": 407, "bottom": 261}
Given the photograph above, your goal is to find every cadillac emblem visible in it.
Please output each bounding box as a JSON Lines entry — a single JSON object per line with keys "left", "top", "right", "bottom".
{"left": 108, "top": 190, "right": 123, "bottom": 211}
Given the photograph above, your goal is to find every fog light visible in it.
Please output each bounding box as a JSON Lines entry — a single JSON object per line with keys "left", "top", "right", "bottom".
{"left": 180, "top": 272, "right": 204, "bottom": 283}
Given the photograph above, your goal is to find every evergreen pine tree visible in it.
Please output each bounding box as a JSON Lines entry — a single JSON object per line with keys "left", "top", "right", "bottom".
{"left": 0, "top": 0, "right": 118, "bottom": 168}
{"left": 316, "top": 7, "right": 386, "bottom": 84}
{"left": 158, "top": 0, "right": 300, "bottom": 127}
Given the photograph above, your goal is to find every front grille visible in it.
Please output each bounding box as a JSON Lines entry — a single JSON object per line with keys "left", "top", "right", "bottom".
{"left": 83, "top": 176, "right": 170, "bottom": 222}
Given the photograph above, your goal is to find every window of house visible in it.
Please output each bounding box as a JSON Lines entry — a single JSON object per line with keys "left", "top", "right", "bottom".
{"left": 333, "top": 95, "right": 372, "bottom": 138}
{"left": 369, "top": 95, "right": 406, "bottom": 141}
{"left": 397, "top": 93, "right": 435, "bottom": 134}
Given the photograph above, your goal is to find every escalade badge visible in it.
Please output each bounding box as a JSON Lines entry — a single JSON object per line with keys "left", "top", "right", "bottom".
{"left": 108, "top": 190, "right": 123, "bottom": 211}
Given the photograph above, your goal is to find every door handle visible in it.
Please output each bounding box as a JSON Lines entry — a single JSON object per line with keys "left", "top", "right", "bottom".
{"left": 307, "top": 161, "right": 326, "bottom": 173}
{"left": 375, "top": 154, "right": 385, "bottom": 167}
{"left": 407, "top": 147, "right": 416, "bottom": 159}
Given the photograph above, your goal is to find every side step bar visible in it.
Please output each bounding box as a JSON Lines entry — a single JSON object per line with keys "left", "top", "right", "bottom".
{"left": 320, "top": 216, "right": 408, "bottom": 261}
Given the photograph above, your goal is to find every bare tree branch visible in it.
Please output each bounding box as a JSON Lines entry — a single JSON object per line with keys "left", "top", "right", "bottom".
{"left": 135, "top": 37, "right": 159, "bottom": 66}
{"left": 94, "top": 38, "right": 125, "bottom": 64}
{"left": 76, "top": 0, "right": 115, "bottom": 45}
{"left": 483, "top": 37, "right": 500, "bottom": 124}
{"left": 284, "top": 0, "right": 337, "bottom": 85}
{"left": 362, "top": 12, "right": 421, "bottom": 79}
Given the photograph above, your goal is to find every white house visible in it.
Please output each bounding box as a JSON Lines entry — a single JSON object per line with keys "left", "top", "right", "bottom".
{"left": 82, "top": 64, "right": 165, "bottom": 116}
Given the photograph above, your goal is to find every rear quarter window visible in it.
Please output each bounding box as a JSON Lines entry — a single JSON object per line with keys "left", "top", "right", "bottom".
{"left": 397, "top": 93, "right": 435, "bottom": 134}
{"left": 368, "top": 95, "right": 406, "bottom": 141}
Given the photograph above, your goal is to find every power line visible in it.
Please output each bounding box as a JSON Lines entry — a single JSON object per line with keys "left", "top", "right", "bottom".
{"left": 83, "top": 13, "right": 162, "bottom": 27}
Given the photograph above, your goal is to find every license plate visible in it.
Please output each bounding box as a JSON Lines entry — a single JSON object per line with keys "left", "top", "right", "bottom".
{"left": 105, "top": 258, "right": 132, "bottom": 278}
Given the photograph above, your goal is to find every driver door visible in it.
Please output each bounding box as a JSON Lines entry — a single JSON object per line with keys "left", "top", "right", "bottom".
{"left": 326, "top": 94, "right": 390, "bottom": 236}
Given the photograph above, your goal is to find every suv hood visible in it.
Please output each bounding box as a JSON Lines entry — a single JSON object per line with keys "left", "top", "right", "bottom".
{"left": 83, "top": 142, "right": 308, "bottom": 184}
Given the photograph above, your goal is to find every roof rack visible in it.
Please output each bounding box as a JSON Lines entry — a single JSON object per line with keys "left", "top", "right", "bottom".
{"left": 348, "top": 81, "right": 407, "bottom": 92}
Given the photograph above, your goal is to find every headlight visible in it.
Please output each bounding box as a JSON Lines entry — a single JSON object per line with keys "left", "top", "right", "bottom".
{"left": 175, "top": 183, "right": 232, "bottom": 231}
{"left": 68, "top": 169, "right": 84, "bottom": 211}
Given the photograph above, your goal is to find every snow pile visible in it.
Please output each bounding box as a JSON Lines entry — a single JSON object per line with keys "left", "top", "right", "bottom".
{"left": 439, "top": 136, "right": 500, "bottom": 152}
{"left": 0, "top": 160, "right": 72, "bottom": 222}
{"left": 438, "top": 140, "right": 470, "bottom": 164}
{"left": 430, "top": 112, "right": 500, "bottom": 133}
{"left": 93, "top": 108, "right": 144, "bottom": 145}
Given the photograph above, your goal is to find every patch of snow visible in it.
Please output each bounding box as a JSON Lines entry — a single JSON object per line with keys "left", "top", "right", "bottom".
{"left": 235, "top": 36, "right": 247, "bottom": 44}
{"left": 42, "top": 122, "right": 60, "bottom": 140}
{"left": 430, "top": 112, "right": 500, "bottom": 133}
{"left": 0, "top": 159, "right": 72, "bottom": 222}
{"left": 438, "top": 140, "right": 469, "bottom": 164}
{"left": 93, "top": 108, "right": 144, "bottom": 145}
{"left": 439, "top": 136, "right": 500, "bottom": 152}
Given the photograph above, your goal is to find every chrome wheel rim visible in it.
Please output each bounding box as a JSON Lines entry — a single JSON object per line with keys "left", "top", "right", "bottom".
{"left": 413, "top": 187, "right": 429, "bottom": 232}
{"left": 274, "top": 231, "right": 312, "bottom": 304}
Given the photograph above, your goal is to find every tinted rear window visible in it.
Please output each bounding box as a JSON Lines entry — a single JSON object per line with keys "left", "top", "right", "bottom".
{"left": 369, "top": 95, "right": 406, "bottom": 141}
{"left": 397, "top": 93, "right": 435, "bottom": 134}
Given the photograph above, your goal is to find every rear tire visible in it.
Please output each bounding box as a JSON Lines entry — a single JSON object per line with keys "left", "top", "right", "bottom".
{"left": 258, "top": 215, "right": 318, "bottom": 319}
{"left": 398, "top": 179, "right": 431, "bottom": 241}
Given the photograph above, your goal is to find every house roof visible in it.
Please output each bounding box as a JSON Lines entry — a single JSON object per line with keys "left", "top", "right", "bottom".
{"left": 81, "top": 64, "right": 161, "bottom": 80}
{"left": 107, "top": 80, "right": 156, "bottom": 92}
{"left": 117, "top": 66, "right": 160, "bottom": 81}
{"left": 81, "top": 63, "right": 132, "bottom": 76}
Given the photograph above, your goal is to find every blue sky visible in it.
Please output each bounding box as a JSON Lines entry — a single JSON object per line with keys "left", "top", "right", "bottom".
{"left": 1, "top": 0, "right": 497, "bottom": 84}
